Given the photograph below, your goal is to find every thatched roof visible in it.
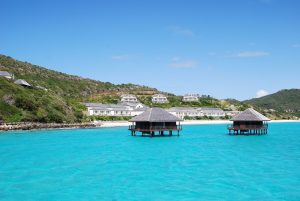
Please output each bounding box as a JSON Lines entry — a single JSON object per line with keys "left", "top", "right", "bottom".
{"left": 129, "top": 107, "right": 182, "bottom": 122}
{"left": 231, "top": 108, "right": 270, "bottom": 121}
{"left": 14, "top": 79, "right": 31, "bottom": 87}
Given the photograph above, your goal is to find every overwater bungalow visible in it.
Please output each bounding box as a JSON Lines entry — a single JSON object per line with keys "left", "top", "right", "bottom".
{"left": 227, "top": 108, "right": 270, "bottom": 135}
{"left": 129, "top": 107, "right": 182, "bottom": 137}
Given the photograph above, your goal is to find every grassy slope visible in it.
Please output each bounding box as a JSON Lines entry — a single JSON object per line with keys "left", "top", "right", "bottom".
{"left": 0, "top": 55, "right": 157, "bottom": 100}
{"left": 0, "top": 77, "right": 82, "bottom": 122}
{"left": 0, "top": 55, "right": 158, "bottom": 122}
{"left": 2, "top": 54, "right": 295, "bottom": 122}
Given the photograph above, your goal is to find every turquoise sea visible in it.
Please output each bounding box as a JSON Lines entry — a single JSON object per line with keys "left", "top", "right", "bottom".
{"left": 0, "top": 123, "right": 300, "bottom": 201}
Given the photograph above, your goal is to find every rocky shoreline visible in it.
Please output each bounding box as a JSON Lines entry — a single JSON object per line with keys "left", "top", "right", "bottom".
{"left": 0, "top": 122, "right": 100, "bottom": 132}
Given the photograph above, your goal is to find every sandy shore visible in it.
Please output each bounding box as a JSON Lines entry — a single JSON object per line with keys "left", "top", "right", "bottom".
{"left": 98, "top": 120, "right": 300, "bottom": 128}
{"left": 1, "top": 120, "right": 299, "bottom": 131}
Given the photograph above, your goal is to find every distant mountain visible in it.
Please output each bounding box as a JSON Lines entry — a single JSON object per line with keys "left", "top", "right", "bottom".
{"left": 244, "top": 89, "right": 300, "bottom": 118}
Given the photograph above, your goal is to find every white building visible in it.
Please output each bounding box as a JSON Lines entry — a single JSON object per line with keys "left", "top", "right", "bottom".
{"left": 121, "top": 94, "right": 138, "bottom": 102}
{"left": 225, "top": 111, "right": 240, "bottom": 117}
{"left": 152, "top": 94, "right": 168, "bottom": 103}
{"left": 182, "top": 94, "right": 200, "bottom": 102}
{"left": 167, "top": 107, "right": 225, "bottom": 119}
{"left": 84, "top": 102, "right": 148, "bottom": 117}
{"left": 0, "top": 71, "right": 13, "bottom": 79}
{"left": 14, "top": 79, "right": 31, "bottom": 87}
{"left": 167, "top": 108, "right": 199, "bottom": 119}
{"left": 197, "top": 107, "right": 225, "bottom": 117}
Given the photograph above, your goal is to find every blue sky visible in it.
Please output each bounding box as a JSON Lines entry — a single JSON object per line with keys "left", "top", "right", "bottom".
{"left": 1, "top": 0, "right": 299, "bottom": 100}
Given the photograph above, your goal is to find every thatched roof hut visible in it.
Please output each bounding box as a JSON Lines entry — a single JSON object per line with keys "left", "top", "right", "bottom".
{"left": 228, "top": 108, "right": 270, "bottom": 135}
{"left": 129, "top": 107, "right": 182, "bottom": 136}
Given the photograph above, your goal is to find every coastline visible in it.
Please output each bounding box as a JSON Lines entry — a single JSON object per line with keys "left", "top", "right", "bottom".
{"left": 0, "top": 122, "right": 100, "bottom": 132}
{"left": 98, "top": 119, "right": 300, "bottom": 128}
{"left": 1, "top": 120, "right": 300, "bottom": 132}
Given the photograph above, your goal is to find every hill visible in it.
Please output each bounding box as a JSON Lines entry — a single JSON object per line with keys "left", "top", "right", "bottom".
{"left": 244, "top": 89, "right": 300, "bottom": 119}
{"left": 0, "top": 55, "right": 159, "bottom": 100}
{"left": 0, "top": 55, "right": 159, "bottom": 122}
{"left": 2, "top": 54, "right": 295, "bottom": 123}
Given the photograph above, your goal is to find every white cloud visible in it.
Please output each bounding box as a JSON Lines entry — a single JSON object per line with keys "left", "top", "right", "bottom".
{"left": 169, "top": 59, "right": 197, "bottom": 68}
{"left": 256, "top": 89, "right": 269, "bottom": 98}
{"left": 234, "top": 51, "right": 270, "bottom": 58}
{"left": 111, "top": 55, "right": 130, "bottom": 60}
{"left": 167, "top": 26, "right": 195, "bottom": 37}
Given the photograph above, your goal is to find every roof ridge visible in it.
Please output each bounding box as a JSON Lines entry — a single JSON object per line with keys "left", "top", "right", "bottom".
{"left": 252, "top": 109, "right": 261, "bottom": 119}
{"left": 148, "top": 108, "right": 153, "bottom": 121}
{"left": 249, "top": 108, "right": 264, "bottom": 120}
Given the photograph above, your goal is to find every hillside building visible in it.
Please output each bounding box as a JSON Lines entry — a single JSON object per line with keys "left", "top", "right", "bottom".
{"left": 182, "top": 94, "right": 200, "bottom": 102}
{"left": 152, "top": 94, "right": 168, "bottom": 103}
{"left": 14, "top": 79, "right": 31, "bottom": 87}
{"left": 197, "top": 107, "right": 225, "bottom": 117}
{"left": 167, "top": 107, "right": 226, "bottom": 119}
{"left": 121, "top": 94, "right": 138, "bottom": 102}
{"left": 0, "top": 71, "right": 13, "bottom": 79}
{"left": 84, "top": 102, "right": 148, "bottom": 117}
{"left": 167, "top": 107, "right": 199, "bottom": 119}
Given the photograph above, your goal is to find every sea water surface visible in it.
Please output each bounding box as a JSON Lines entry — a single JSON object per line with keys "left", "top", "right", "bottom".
{"left": 0, "top": 123, "right": 300, "bottom": 201}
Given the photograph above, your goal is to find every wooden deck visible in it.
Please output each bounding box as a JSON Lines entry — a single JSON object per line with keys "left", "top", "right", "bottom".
{"left": 129, "top": 125, "right": 182, "bottom": 136}
{"left": 227, "top": 124, "right": 268, "bottom": 135}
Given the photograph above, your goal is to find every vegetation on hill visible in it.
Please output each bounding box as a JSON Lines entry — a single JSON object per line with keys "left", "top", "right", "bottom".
{"left": 0, "top": 55, "right": 158, "bottom": 123}
{"left": 0, "top": 55, "right": 158, "bottom": 100}
{"left": 0, "top": 77, "right": 83, "bottom": 123}
{"left": 1, "top": 54, "right": 298, "bottom": 122}
{"left": 137, "top": 95, "right": 224, "bottom": 108}
{"left": 244, "top": 89, "right": 300, "bottom": 119}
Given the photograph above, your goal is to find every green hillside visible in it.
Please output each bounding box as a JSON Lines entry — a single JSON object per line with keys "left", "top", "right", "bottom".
{"left": 244, "top": 89, "right": 300, "bottom": 118}
{"left": 0, "top": 77, "right": 82, "bottom": 123}
{"left": 2, "top": 54, "right": 297, "bottom": 123}
{"left": 0, "top": 55, "right": 158, "bottom": 100}
{"left": 0, "top": 55, "right": 158, "bottom": 123}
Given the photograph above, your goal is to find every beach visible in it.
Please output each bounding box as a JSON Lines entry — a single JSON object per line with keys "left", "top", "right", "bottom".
{"left": 98, "top": 119, "right": 300, "bottom": 127}
{"left": 1, "top": 120, "right": 299, "bottom": 131}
